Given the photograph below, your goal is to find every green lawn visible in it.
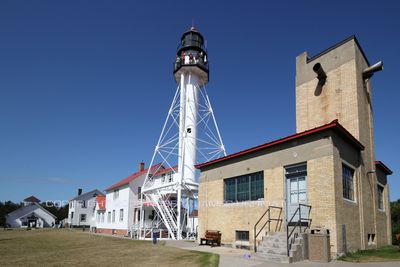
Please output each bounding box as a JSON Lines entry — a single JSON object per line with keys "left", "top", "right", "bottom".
{"left": 0, "top": 229, "right": 219, "bottom": 267}
{"left": 339, "top": 245, "right": 400, "bottom": 263}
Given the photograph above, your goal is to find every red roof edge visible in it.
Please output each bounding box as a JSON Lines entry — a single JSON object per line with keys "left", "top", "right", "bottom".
{"left": 195, "top": 120, "right": 364, "bottom": 169}
{"left": 375, "top": 161, "right": 393, "bottom": 175}
{"left": 105, "top": 163, "right": 163, "bottom": 191}
{"left": 24, "top": 196, "right": 40, "bottom": 203}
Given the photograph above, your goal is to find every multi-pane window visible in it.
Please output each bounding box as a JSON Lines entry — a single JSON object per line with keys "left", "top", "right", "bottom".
{"left": 236, "top": 231, "right": 249, "bottom": 241}
{"left": 119, "top": 209, "right": 124, "bottom": 222}
{"left": 107, "top": 212, "right": 111, "bottom": 223}
{"left": 377, "top": 185, "right": 384, "bottom": 210}
{"left": 112, "top": 210, "right": 115, "bottom": 223}
{"left": 342, "top": 164, "right": 355, "bottom": 201}
{"left": 224, "top": 171, "right": 264, "bottom": 203}
{"left": 81, "top": 200, "right": 86, "bottom": 208}
{"left": 80, "top": 214, "right": 86, "bottom": 222}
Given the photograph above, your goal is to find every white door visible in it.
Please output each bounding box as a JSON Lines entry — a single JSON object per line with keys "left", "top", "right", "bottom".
{"left": 285, "top": 164, "right": 308, "bottom": 224}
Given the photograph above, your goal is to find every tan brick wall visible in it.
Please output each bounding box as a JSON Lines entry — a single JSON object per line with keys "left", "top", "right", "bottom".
{"left": 198, "top": 137, "right": 335, "bottom": 246}
{"left": 296, "top": 59, "right": 360, "bottom": 139}
{"left": 295, "top": 38, "right": 391, "bottom": 250}
{"left": 198, "top": 177, "right": 268, "bottom": 245}
{"left": 307, "top": 156, "right": 338, "bottom": 255}
{"left": 198, "top": 153, "right": 344, "bottom": 255}
{"left": 333, "top": 150, "right": 362, "bottom": 253}
{"left": 375, "top": 184, "right": 391, "bottom": 246}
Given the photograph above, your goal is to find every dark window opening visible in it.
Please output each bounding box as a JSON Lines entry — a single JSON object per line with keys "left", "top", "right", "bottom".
{"left": 224, "top": 171, "right": 264, "bottom": 203}
{"left": 236, "top": 230, "right": 249, "bottom": 241}
{"left": 377, "top": 185, "right": 384, "bottom": 210}
{"left": 342, "top": 164, "right": 355, "bottom": 201}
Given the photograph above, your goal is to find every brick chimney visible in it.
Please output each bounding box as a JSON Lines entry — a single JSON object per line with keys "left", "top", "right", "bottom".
{"left": 78, "top": 188, "right": 82, "bottom": 196}
{"left": 139, "top": 162, "right": 145, "bottom": 172}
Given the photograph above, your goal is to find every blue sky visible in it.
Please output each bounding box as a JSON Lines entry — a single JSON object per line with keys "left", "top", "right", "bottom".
{"left": 0, "top": 0, "right": 399, "bottom": 203}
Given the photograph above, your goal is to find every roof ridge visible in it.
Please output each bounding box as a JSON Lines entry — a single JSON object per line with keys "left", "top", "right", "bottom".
{"left": 70, "top": 189, "right": 104, "bottom": 201}
{"left": 105, "top": 162, "right": 163, "bottom": 191}
{"left": 6, "top": 203, "right": 57, "bottom": 219}
{"left": 307, "top": 35, "right": 370, "bottom": 66}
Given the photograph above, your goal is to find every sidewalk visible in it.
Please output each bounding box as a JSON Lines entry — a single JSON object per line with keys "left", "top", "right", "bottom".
{"left": 165, "top": 240, "right": 400, "bottom": 267}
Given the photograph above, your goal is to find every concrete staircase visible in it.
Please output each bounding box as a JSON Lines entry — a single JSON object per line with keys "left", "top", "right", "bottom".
{"left": 256, "top": 232, "right": 306, "bottom": 263}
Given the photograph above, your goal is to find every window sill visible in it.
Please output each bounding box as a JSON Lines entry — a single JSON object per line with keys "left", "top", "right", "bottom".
{"left": 223, "top": 200, "right": 265, "bottom": 206}
{"left": 343, "top": 198, "right": 358, "bottom": 205}
{"left": 378, "top": 209, "right": 385, "bottom": 213}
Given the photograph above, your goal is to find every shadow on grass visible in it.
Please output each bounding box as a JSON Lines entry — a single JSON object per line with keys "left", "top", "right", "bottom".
{"left": 339, "top": 245, "right": 400, "bottom": 263}
{"left": 198, "top": 252, "right": 219, "bottom": 267}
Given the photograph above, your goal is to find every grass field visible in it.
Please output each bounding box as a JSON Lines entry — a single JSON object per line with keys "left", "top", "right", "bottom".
{"left": 0, "top": 229, "right": 219, "bottom": 267}
{"left": 339, "top": 245, "right": 400, "bottom": 263}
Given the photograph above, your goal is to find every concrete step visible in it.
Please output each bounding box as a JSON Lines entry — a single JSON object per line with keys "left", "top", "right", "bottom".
{"left": 259, "top": 239, "right": 287, "bottom": 245}
{"left": 257, "top": 247, "right": 287, "bottom": 255}
{"left": 266, "top": 232, "right": 287, "bottom": 237}
{"left": 259, "top": 241, "right": 287, "bottom": 249}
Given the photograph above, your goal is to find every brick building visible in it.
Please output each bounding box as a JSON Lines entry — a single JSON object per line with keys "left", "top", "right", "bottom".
{"left": 196, "top": 36, "right": 392, "bottom": 261}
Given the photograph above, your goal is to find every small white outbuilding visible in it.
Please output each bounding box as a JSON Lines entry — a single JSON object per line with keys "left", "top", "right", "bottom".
{"left": 5, "top": 196, "right": 56, "bottom": 228}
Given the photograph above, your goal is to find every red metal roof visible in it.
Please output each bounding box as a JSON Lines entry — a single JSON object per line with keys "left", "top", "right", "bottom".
{"left": 375, "top": 161, "right": 393, "bottom": 175}
{"left": 195, "top": 120, "right": 364, "bottom": 169}
{"left": 106, "top": 163, "right": 162, "bottom": 191}
{"left": 96, "top": 195, "right": 106, "bottom": 210}
{"left": 143, "top": 202, "right": 157, "bottom": 207}
{"left": 24, "top": 196, "right": 40, "bottom": 203}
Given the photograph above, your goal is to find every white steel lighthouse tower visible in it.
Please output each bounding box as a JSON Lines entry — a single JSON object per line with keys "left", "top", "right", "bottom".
{"left": 139, "top": 27, "right": 226, "bottom": 240}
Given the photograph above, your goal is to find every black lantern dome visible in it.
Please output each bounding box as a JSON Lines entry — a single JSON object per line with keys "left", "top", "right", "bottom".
{"left": 173, "top": 27, "right": 209, "bottom": 85}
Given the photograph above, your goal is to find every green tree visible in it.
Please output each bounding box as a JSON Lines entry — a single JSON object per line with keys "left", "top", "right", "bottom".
{"left": 0, "top": 201, "right": 23, "bottom": 227}
{"left": 392, "top": 199, "right": 400, "bottom": 245}
{"left": 41, "top": 202, "right": 69, "bottom": 222}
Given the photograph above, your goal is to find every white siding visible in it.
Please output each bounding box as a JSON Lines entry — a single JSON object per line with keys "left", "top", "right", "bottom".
{"left": 96, "top": 185, "right": 130, "bottom": 230}
{"left": 68, "top": 195, "right": 98, "bottom": 227}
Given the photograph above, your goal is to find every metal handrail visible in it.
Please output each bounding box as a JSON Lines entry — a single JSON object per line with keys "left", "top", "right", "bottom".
{"left": 286, "top": 203, "right": 312, "bottom": 256}
{"left": 254, "top": 205, "right": 283, "bottom": 252}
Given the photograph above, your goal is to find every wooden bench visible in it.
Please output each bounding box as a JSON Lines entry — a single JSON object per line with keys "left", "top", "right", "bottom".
{"left": 200, "top": 230, "right": 221, "bottom": 247}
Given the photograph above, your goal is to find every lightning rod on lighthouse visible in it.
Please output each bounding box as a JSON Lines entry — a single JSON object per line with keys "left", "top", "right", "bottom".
{"left": 139, "top": 27, "right": 226, "bottom": 240}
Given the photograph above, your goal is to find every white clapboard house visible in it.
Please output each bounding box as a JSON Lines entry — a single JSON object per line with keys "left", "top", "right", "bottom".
{"left": 94, "top": 162, "right": 198, "bottom": 238}
{"left": 68, "top": 189, "right": 104, "bottom": 228}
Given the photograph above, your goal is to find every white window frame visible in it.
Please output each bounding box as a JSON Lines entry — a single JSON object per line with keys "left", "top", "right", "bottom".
{"left": 342, "top": 163, "right": 357, "bottom": 203}
{"left": 119, "top": 209, "right": 124, "bottom": 222}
